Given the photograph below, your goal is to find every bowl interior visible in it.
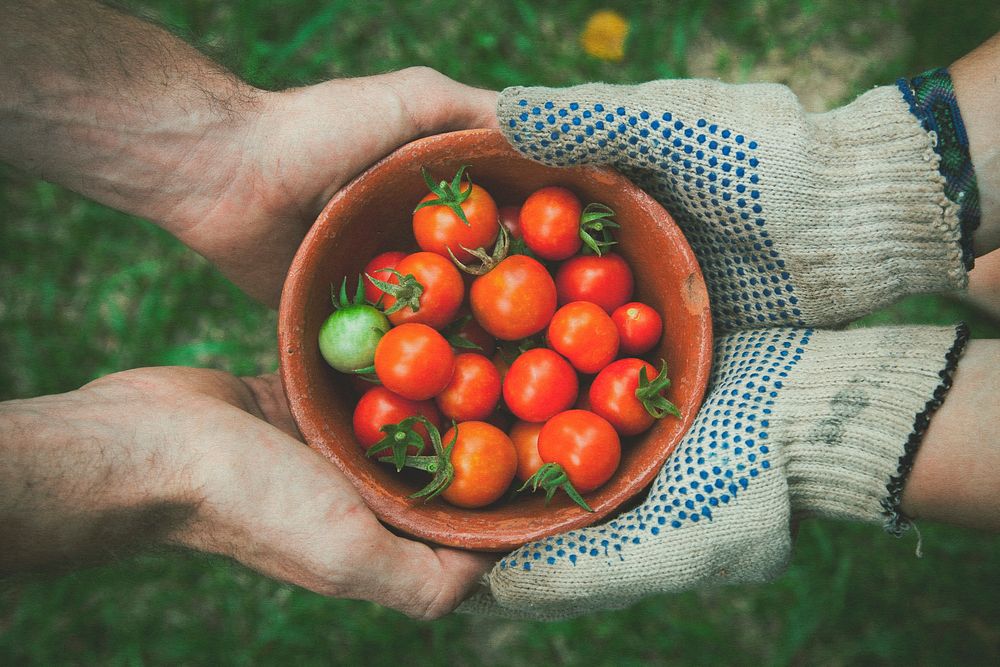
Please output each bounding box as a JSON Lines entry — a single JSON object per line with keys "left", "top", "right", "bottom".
{"left": 278, "top": 129, "right": 711, "bottom": 551}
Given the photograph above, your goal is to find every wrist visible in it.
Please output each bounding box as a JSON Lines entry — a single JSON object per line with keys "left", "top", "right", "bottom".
{"left": 144, "top": 85, "right": 269, "bottom": 236}
{"left": 0, "top": 0, "right": 266, "bottom": 237}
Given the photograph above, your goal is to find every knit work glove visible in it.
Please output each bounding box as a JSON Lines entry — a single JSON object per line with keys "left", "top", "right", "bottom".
{"left": 459, "top": 75, "right": 976, "bottom": 619}
{"left": 496, "top": 78, "right": 973, "bottom": 331}
{"left": 461, "top": 324, "right": 967, "bottom": 619}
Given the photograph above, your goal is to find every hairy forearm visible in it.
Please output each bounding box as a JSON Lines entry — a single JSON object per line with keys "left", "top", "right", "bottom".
{"left": 0, "top": 383, "right": 198, "bottom": 573}
{"left": 0, "top": 0, "right": 261, "bottom": 233}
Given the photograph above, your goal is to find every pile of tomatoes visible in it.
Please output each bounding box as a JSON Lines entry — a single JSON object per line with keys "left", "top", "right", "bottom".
{"left": 318, "top": 166, "right": 678, "bottom": 510}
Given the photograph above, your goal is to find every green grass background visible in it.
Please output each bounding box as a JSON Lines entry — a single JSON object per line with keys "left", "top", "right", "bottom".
{"left": 2, "top": 0, "right": 999, "bottom": 664}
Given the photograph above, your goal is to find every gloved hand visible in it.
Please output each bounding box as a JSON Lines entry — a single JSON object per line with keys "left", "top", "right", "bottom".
{"left": 460, "top": 75, "right": 976, "bottom": 619}
{"left": 497, "top": 77, "right": 973, "bottom": 331}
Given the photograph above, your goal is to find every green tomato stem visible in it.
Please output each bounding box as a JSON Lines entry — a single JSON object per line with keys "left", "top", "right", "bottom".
{"left": 518, "top": 462, "right": 594, "bottom": 512}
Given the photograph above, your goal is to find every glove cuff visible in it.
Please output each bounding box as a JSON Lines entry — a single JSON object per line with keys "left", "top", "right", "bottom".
{"left": 784, "top": 85, "right": 967, "bottom": 326}
{"left": 897, "top": 68, "right": 980, "bottom": 270}
{"left": 780, "top": 324, "right": 969, "bottom": 532}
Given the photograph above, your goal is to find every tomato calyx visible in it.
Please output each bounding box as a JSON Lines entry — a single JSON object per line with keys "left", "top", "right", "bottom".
{"left": 636, "top": 360, "right": 682, "bottom": 419}
{"left": 388, "top": 417, "right": 458, "bottom": 501}
{"left": 512, "top": 332, "right": 546, "bottom": 355}
{"left": 443, "top": 315, "right": 484, "bottom": 351}
{"left": 366, "top": 416, "right": 427, "bottom": 471}
{"left": 414, "top": 165, "right": 474, "bottom": 226}
{"left": 493, "top": 332, "right": 545, "bottom": 368}
{"left": 518, "top": 463, "right": 594, "bottom": 512}
{"left": 579, "top": 203, "right": 619, "bottom": 256}
{"left": 331, "top": 274, "right": 368, "bottom": 310}
{"left": 507, "top": 234, "right": 533, "bottom": 258}
{"left": 365, "top": 269, "right": 425, "bottom": 316}
{"left": 448, "top": 224, "right": 510, "bottom": 275}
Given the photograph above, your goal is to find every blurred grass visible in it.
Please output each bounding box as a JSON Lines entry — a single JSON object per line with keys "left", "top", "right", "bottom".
{"left": 2, "top": 0, "right": 999, "bottom": 664}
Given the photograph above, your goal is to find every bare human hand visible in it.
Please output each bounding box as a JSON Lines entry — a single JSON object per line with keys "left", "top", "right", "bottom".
{"left": 0, "top": 368, "right": 494, "bottom": 619}
{"left": 0, "top": 1, "right": 499, "bottom": 306}
{"left": 168, "top": 69, "right": 499, "bottom": 306}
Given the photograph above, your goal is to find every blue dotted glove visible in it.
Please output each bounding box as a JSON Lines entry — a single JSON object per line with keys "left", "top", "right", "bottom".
{"left": 461, "top": 324, "right": 966, "bottom": 618}
{"left": 458, "top": 79, "right": 971, "bottom": 618}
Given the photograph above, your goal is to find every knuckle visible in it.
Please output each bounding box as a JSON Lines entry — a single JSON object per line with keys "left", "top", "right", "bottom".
{"left": 408, "top": 580, "right": 458, "bottom": 621}
{"left": 399, "top": 65, "right": 445, "bottom": 85}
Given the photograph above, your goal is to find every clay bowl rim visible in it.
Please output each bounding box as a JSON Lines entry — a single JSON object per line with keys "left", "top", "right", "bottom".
{"left": 278, "top": 128, "right": 712, "bottom": 552}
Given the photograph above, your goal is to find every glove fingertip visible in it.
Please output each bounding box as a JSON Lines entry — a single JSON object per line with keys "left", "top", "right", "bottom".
{"left": 497, "top": 85, "right": 533, "bottom": 115}
{"left": 496, "top": 88, "right": 598, "bottom": 167}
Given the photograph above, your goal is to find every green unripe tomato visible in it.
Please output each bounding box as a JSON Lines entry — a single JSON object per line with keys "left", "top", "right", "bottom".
{"left": 318, "top": 304, "right": 391, "bottom": 373}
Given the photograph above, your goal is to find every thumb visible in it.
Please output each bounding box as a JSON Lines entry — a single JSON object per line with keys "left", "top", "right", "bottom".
{"left": 279, "top": 67, "right": 499, "bottom": 211}
{"left": 496, "top": 83, "right": 642, "bottom": 170}
{"left": 343, "top": 530, "right": 497, "bottom": 620}
{"left": 373, "top": 66, "right": 500, "bottom": 138}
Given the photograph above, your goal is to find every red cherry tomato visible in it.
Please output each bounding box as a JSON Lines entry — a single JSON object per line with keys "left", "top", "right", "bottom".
{"left": 589, "top": 358, "right": 660, "bottom": 436}
{"left": 555, "top": 253, "right": 634, "bottom": 313}
{"left": 413, "top": 179, "right": 499, "bottom": 263}
{"left": 470, "top": 255, "right": 557, "bottom": 341}
{"left": 509, "top": 420, "right": 545, "bottom": 484}
{"left": 440, "top": 421, "right": 517, "bottom": 508}
{"left": 547, "top": 301, "right": 620, "bottom": 374}
{"left": 374, "top": 323, "right": 455, "bottom": 400}
{"left": 435, "top": 353, "right": 502, "bottom": 422}
{"left": 612, "top": 302, "right": 663, "bottom": 356}
{"left": 380, "top": 251, "right": 464, "bottom": 329}
{"left": 362, "top": 250, "right": 407, "bottom": 305}
{"left": 502, "top": 348, "right": 578, "bottom": 423}
{"left": 519, "top": 186, "right": 583, "bottom": 261}
{"left": 537, "top": 409, "right": 621, "bottom": 493}
{"left": 352, "top": 386, "right": 442, "bottom": 456}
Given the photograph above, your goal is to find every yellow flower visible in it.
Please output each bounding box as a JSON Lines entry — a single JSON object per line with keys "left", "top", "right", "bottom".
{"left": 580, "top": 10, "right": 630, "bottom": 62}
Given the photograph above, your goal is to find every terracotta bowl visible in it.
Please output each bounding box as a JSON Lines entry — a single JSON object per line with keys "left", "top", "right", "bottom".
{"left": 278, "top": 129, "right": 711, "bottom": 552}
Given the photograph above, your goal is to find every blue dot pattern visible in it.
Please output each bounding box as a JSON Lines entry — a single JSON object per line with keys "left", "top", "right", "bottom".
{"left": 498, "top": 328, "right": 812, "bottom": 573}
{"left": 507, "top": 98, "right": 804, "bottom": 331}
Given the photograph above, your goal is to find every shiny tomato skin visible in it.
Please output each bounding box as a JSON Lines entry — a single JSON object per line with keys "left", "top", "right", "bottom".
{"left": 352, "top": 386, "right": 442, "bottom": 456}
{"left": 470, "top": 255, "right": 557, "bottom": 341}
{"left": 317, "top": 303, "right": 389, "bottom": 373}
{"left": 502, "top": 348, "right": 578, "bottom": 423}
{"left": 374, "top": 323, "right": 455, "bottom": 400}
{"left": 555, "top": 253, "right": 634, "bottom": 313}
{"left": 537, "top": 409, "right": 621, "bottom": 493}
{"left": 612, "top": 302, "right": 663, "bottom": 356}
{"left": 413, "top": 183, "right": 499, "bottom": 263}
{"left": 589, "top": 358, "right": 658, "bottom": 436}
{"left": 362, "top": 250, "right": 407, "bottom": 305}
{"left": 547, "top": 301, "right": 620, "bottom": 374}
{"left": 435, "top": 353, "right": 502, "bottom": 422}
{"left": 509, "top": 420, "right": 545, "bottom": 484}
{"left": 440, "top": 421, "right": 517, "bottom": 508}
{"left": 382, "top": 251, "right": 464, "bottom": 329}
{"left": 519, "top": 186, "right": 583, "bottom": 261}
